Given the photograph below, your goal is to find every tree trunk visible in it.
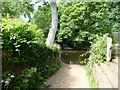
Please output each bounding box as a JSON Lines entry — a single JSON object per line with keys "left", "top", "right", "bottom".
{"left": 46, "top": 0, "right": 58, "bottom": 45}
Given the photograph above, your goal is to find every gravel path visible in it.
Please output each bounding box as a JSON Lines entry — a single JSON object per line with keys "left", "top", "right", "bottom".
{"left": 43, "top": 63, "right": 90, "bottom": 88}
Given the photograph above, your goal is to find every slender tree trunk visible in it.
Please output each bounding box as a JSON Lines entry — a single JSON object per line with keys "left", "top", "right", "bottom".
{"left": 46, "top": 0, "right": 58, "bottom": 45}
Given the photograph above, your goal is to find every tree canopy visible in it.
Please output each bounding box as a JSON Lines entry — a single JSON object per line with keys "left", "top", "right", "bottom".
{"left": 1, "top": 1, "right": 34, "bottom": 19}
{"left": 56, "top": 2, "right": 119, "bottom": 49}
{"left": 32, "top": 2, "right": 51, "bottom": 37}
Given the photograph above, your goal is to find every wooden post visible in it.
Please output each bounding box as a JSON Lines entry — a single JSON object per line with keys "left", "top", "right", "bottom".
{"left": 103, "top": 34, "right": 112, "bottom": 61}
{"left": 106, "top": 37, "right": 112, "bottom": 61}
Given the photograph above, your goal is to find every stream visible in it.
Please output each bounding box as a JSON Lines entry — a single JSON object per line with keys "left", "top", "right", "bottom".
{"left": 61, "top": 50, "right": 89, "bottom": 64}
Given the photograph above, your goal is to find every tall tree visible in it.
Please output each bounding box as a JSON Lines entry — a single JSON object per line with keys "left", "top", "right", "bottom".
{"left": 1, "top": 1, "right": 34, "bottom": 19}
{"left": 46, "top": 0, "right": 58, "bottom": 45}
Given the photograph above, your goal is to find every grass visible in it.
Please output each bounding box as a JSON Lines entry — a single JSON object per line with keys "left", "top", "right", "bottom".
{"left": 85, "top": 64, "right": 98, "bottom": 89}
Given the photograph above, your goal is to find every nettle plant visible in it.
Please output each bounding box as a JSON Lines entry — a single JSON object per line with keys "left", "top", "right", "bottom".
{"left": 57, "top": 2, "right": 118, "bottom": 49}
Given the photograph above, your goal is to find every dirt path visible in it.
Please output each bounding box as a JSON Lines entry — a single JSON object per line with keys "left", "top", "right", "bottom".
{"left": 43, "top": 63, "right": 90, "bottom": 88}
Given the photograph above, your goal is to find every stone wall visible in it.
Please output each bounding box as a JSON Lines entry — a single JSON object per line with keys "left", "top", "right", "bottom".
{"left": 93, "top": 62, "right": 118, "bottom": 88}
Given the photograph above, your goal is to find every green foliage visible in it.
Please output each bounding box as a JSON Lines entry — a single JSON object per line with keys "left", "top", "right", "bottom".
{"left": 2, "top": 67, "right": 42, "bottom": 89}
{"left": 1, "top": 1, "right": 34, "bottom": 19}
{"left": 32, "top": 3, "right": 51, "bottom": 37}
{"left": 20, "top": 43, "right": 60, "bottom": 71}
{"left": 1, "top": 18, "right": 61, "bottom": 89}
{"left": 40, "top": 62, "right": 61, "bottom": 80}
{"left": 79, "top": 50, "right": 90, "bottom": 65}
{"left": 87, "top": 36, "right": 106, "bottom": 67}
{"left": 1, "top": 18, "right": 45, "bottom": 64}
{"left": 57, "top": 2, "right": 119, "bottom": 49}
{"left": 85, "top": 37, "right": 106, "bottom": 88}
{"left": 86, "top": 35, "right": 116, "bottom": 88}
{"left": 86, "top": 65, "right": 98, "bottom": 88}
{"left": 2, "top": 72, "right": 15, "bottom": 88}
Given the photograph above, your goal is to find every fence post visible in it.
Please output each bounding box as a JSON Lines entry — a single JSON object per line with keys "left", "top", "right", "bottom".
{"left": 106, "top": 37, "right": 112, "bottom": 61}
{"left": 103, "top": 34, "right": 112, "bottom": 61}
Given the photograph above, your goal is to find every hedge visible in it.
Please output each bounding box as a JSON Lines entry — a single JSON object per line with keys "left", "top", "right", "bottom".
{"left": 1, "top": 18, "right": 61, "bottom": 89}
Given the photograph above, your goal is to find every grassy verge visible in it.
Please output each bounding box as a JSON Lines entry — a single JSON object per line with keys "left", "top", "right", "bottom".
{"left": 85, "top": 65, "right": 98, "bottom": 89}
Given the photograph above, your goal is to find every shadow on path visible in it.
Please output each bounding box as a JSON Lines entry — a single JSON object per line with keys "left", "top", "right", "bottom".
{"left": 42, "top": 63, "right": 90, "bottom": 88}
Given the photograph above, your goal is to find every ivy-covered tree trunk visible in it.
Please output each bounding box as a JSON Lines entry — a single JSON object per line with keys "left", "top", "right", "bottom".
{"left": 46, "top": 0, "right": 58, "bottom": 45}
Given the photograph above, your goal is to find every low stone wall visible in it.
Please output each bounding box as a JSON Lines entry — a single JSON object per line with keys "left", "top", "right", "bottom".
{"left": 93, "top": 62, "right": 118, "bottom": 88}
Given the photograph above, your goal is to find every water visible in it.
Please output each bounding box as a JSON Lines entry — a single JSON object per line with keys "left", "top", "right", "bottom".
{"left": 61, "top": 50, "right": 89, "bottom": 64}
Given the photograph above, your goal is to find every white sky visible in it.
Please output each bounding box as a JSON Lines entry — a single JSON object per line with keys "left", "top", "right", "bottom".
{"left": 21, "top": 0, "right": 43, "bottom": 21}
{"left": 21, "top": 0, "right": 60, "bottom": 21}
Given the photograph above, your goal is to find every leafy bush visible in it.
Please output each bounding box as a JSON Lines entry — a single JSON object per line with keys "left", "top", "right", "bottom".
{"left": 87, "top": 36, "right": 106, "bottom": 67}
{"left": 86, "top": 35, "right": 116, "bottom": 88}
{"left": 1, "top": 18, "right": 61, "bottom": 89}
{"left": 85, "top": 36, "right": 106, "bottom": 88}
{"left": 1, "top": 18, "right": 45, "bottom": 65}
{"left": 2, "top": 67, "right": 39, "bottom": 89}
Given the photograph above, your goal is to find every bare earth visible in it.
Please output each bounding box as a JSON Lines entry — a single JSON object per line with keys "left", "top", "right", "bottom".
{"left": 44, "top": 63, "right": 90, "bottom": 88}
